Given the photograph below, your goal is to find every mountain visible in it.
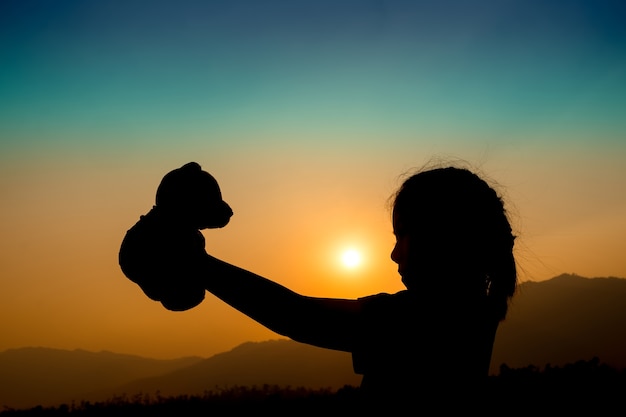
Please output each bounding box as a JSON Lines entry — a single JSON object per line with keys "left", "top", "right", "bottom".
{"left": 0, "top": 341, "right": 358, "bottom": 410}
{"left": 105, "top": 339, "right": 360, "bottom": 400}
{"left": 2, "top": 274, "right": 625, "bottom": 410}
{"left": 490, "top": 273, "right": 626, "bottom": 373}
{"left": 0, "top": 348, "right": 203, "bottom": 410}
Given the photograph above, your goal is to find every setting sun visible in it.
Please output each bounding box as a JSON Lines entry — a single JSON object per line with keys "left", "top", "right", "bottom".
{"left": 341, "top": 249, "right": 362, "bottom": 269}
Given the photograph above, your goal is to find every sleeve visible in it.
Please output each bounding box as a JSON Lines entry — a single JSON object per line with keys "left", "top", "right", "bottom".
{"left": 351, "top": 291, "right": 410, "bottom": 375}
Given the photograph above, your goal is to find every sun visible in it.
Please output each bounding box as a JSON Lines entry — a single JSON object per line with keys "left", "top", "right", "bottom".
{"left": 340, "top": 248, "right": 362, "bottom": 269}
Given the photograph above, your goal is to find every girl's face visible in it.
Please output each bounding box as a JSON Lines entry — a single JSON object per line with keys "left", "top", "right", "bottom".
{"left": 391, "top": 207, "right": 448, "bottom": 291}
{"left": 391, "top": 211, "right": 424, "bottom": 290}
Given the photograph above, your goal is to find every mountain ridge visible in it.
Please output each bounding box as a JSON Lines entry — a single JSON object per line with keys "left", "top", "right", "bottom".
{"left": 0, "top": 347, "right": 204, "bottom": 409}
{"left": 490, "top": 273, "right": 626, "bottom": 372}
{"left": 2, "top": 273, "right": 625, "bottom": 410}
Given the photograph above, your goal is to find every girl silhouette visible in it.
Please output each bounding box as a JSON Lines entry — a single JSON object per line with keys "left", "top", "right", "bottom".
{"left": 123, "top": 162, "right": 518, "bottom": 410}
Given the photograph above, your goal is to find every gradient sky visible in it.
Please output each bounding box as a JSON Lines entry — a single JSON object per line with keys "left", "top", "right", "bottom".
{"left": 1, "top": 0, "right": 625, "bottom": 359}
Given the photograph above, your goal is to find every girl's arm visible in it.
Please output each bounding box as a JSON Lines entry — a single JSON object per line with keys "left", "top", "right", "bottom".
{"left": 202, "top": 254, "right": 361, "bottom": 352}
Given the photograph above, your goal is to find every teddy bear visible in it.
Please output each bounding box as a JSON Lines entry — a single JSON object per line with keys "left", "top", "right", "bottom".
{"left": 118, "top": 162, "right": 233, "bottom": 311}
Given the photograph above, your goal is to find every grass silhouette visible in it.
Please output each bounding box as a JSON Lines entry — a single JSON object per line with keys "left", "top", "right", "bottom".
{"left": 2, "top": 358, "right": 624, "bottom": 416}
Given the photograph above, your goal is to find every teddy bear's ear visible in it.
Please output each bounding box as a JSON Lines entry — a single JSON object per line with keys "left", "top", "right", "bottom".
{"left": 179, "top": 162, "right": 202, "bottom": 172}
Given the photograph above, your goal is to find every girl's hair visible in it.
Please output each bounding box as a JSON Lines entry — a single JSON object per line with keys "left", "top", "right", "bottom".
{"left": 392, "top": 165, "right": 517, "bottom": 321}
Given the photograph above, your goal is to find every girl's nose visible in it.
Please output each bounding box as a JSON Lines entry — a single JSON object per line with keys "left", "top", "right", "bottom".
{"left": 391, "top": 242, "right": 401, "bottom": 265}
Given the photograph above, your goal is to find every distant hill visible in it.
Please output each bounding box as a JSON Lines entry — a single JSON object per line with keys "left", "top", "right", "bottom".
{"left": 0, "top": 348, "right": 203, "bottom": 410}
{"left": 0, "top": 341, "right": 357, "bottom": 410}
{"left": 490, "top": 273, "right": 626, "bottom": 373}
{"left": 105, "top": 339, "right": 360, "bottom": 400}
{"left": 2, "top": 274, "right": 625, "bottom": 410}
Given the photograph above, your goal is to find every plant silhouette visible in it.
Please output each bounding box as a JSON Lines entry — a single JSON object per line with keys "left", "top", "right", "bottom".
{"left": 3, "top": 360, "right": 624, "bottom": 416}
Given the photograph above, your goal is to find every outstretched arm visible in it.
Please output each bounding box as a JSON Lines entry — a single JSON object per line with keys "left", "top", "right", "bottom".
{"left": 202, "top": 254, "right": 361, "bottom": 352}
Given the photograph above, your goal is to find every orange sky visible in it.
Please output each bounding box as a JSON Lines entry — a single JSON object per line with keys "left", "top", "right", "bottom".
{"left": 1, "top": 1, "right": 625, "bottom": 360}
{"left": 1, "top": 140, "right": 625, "bottom": 359}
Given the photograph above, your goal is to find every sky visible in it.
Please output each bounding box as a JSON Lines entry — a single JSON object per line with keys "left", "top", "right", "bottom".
{"left": 1, "top": 0, "right": 625, "bottom": 360}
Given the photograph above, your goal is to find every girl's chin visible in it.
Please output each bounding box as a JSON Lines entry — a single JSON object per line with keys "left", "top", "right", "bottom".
{"left": 401, "top": 274, "right": 418, "bottom": 290}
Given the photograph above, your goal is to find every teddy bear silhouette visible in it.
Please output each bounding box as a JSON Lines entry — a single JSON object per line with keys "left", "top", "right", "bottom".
{"left": 119, "top": 162, "right": 233, "bottom": 311}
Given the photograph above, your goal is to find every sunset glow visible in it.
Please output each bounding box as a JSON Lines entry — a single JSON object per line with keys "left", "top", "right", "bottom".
{"left": 341, "top": 248, "right": 362, "bottom": 269}
{"left": 1, "top": 0, "right": 625, "bottom": 363}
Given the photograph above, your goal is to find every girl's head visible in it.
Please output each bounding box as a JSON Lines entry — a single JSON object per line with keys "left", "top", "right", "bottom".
{"left": 391, "top": 165, "right": 516, "bottom": 321}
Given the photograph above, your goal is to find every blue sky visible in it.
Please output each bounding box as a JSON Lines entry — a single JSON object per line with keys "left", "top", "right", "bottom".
{"left": 2, "top": 0, "right": 624, "bottom": 150}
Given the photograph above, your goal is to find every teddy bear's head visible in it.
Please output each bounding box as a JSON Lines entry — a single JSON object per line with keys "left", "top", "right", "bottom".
{"left": 155, "top": 162, "right": 233, "bottom": 229}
